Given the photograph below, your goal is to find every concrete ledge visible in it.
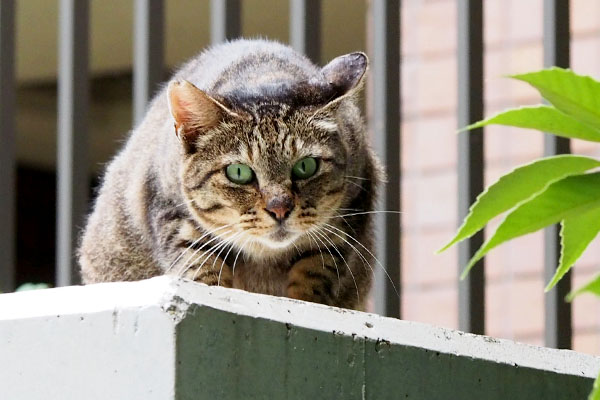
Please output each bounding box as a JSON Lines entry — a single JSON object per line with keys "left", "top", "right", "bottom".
{"left": 0, "top": 276, "right": 598, "bottom": 399}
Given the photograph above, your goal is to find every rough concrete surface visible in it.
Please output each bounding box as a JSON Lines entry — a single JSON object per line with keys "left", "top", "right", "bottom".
{"left": 0, "top": 276, "right": 598, "bottom": 399}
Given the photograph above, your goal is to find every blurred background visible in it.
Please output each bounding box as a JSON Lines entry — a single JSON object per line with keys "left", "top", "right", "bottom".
{"left": 3, "top": 0, "right": 600, "bottom": 356}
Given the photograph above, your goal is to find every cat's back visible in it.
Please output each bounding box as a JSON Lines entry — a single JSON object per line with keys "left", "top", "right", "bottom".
{"left": 174, "top": 39, "right": 320, "bottom": 97}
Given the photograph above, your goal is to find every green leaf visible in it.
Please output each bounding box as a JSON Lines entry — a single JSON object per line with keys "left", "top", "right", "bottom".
{"left": 566, "top": 273, "right": 600, "bottom": 302}
{"left": 464, "top": 105, "right": 600, "bottom": 142}
{"left": 589, "top": 371, "right": 600, "bottom": 400}
{"left": 462, "top": 172, "right": 600, "bottom": 279}
{"left": 512, "top": 68, "right": 600, "bottom": 131}
{"left": 439, "top": 155, "right": 600, "bottom": 253}
{"left": 546, "top": 207, "right": 600, "bottom": 291}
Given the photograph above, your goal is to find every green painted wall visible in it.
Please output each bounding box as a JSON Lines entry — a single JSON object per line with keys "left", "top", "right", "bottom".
{"left": 176, "top": 304, "right": 595, "bottom": 400}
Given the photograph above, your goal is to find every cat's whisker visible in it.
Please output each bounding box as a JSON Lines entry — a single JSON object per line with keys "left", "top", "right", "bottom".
{"left": 327, "top": 208, "right": 363, "bottom": 230}
{"left": 340, "top": 216, "right": 358, "bottom": 236}
{"left": 192, "top": 231, "right": 242, "bottom": 281}
{"left": 211, "top": 231, "right": 242, "bottom": 270}
{"left": 167, "top": 236, "right": 203, "bottom": 274}
{"left": 331, "top": 210, "right": 403, "bottom": 219}
{"left": 172, "top": 201, "right": 188, "bottom": 209}
{"left": 328, "top": 209, "right": 402, "bottom": 239}
{"left": 325, "top": 211, "right": 358, "bottom": 237}
{"left": 232, "top": 236, "right": 253, "bottom": 277}
{"left": 344, "top": 179, "right": 368, "bottom": 193}
{"left": 166, "top": 223, "right": 233, "bottom": 274}
{"left": 320, "top": 225, "right": 373, "bottom": 276}
{"left": 218, "top": 232, "right": 246, "bottom": 284}
{"left": 306, "top": 231, "right": 326, "bottom": 271}
{"left": 313, "top": 227, "right": 359, "bottom": 302}
{"left": 324, "top": 222, "right": 400, "bottom": 298}
{"left": 291, "top": 240, "right": 302, "bottom": 257}
{"left": 176, "top": 227, "right": 232, "bottom": 275}
{"left": 320, "top": 205, "right": 363, "bottom": 213}
{"left": 214, "top": 231, "right": 244, "bottom": 286}
{"left": 344, "top": 175, "right": 369, "bottom": 181}
{"left": 172, "top": 196, "right": 196, "bottom": 210}
{"left": 177, "top": 229, "right": 232, "bottom": 277}
{"left": 188, "top": 238, "right": 230, "bottom": 280}
{"left": 303, "top": 229, "right": 315, "bottom": 252}
{"left": 309, "top": 228, "right": 341, "bottom": 286}
{"left": 304, "top": 230, "right": 316, "bottom": 253}
{"left": 317, "top": 206, "right": 362, "bottom": 236}
{"left": 304, "top": 231, "right": 314, "bottom": 252}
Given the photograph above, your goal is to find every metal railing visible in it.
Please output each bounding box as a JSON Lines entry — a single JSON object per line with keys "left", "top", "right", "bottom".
{"left": 370, "top": 0, "right": 401, "bottom": 319}
{"left": 56, "top": 0, "right": 89, "bottom": 287}
{"left": 0, "top": 0, "right": 16, "bottom": 294}
{"left": 542, "top": 0, "right": 572, "bottom": 350}
{"left": 457, "top": 0, "right": 484, "bottom": 335}
{"left": 0, "top": 0, "right": 574, "bottom": 349}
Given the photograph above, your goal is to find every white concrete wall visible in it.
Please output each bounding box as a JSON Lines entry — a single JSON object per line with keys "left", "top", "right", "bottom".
{"left": 0, "top": 277, "right": 598, "bottom": 399}
{"left": 0, "top": 279, "right": 177, "bottom": 399}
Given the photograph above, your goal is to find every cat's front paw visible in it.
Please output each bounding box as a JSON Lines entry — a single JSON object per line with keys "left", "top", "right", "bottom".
{"left": 181, "top": 264, "right": 233, "bottom": 288}
{"left": 286, "top": 254, "right": 338, "bottom": 305}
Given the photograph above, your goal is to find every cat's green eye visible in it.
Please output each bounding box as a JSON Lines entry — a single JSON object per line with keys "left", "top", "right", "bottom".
{"left": 292, "top": 157, "right": 318, "bottom": 180}
{"left": 226, "top": 164, "right": 254, "bottom": 184}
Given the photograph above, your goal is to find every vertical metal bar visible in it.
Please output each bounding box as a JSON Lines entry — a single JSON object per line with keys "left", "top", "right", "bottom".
{"left": 133, "top": 0, "right": 164, "bottom": 125}
{"left": 371, "top": 0, "right": 401, "bottom": 318}
{"left": 543, "top": 0, "right": 571, "bottom": 349}
{"left": 56, "top": 0, "right": 89, "bottom": 286}
{"left": 289, "top": 0, "right": 321, "bottom": 64}
{"left": 210, "top": 0, "right": 241, "bottom": 45}
{"left": 457, "top": 0, "right": 485, "bottom": 334}
{"left": 0, "top": 0, "right": 15, "bottom": 292}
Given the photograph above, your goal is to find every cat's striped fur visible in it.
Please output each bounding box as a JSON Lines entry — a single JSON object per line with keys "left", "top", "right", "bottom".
{"left": 79, "top": 39, "right": 383, "bottom": 310}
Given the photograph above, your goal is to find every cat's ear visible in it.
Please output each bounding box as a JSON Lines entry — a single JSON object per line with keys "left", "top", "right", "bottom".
{"left": 319, "top": 52, "right": 368, "bottom": 107}
{"left": 167, "top": 80, "right": 237, "bottom": 146}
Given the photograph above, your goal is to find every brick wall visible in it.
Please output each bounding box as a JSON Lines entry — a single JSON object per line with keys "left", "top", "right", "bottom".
{"left": 399, "top": 0, "right": 600, "bottom": 354}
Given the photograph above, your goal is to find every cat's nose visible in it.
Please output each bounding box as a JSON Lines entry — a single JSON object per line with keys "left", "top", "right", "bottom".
{"left": 265, "top": 195, "right": 294, "bottom": 222}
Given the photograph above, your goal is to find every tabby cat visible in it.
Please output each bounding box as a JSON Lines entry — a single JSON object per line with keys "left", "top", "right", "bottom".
{"left": 79, "top": 39, "right": 382, "bottom": 310}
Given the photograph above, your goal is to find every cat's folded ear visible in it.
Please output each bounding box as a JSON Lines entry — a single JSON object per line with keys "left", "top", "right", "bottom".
{"left": 167, "top": 80, "right": 238, "bottom": 147}
{"left": 318, "top": 52, "right": 368, "bottom": 109}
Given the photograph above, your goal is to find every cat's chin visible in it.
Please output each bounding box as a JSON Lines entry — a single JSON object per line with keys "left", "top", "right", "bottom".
{"left": 254, "top": 230, "right": 300, "bottom": 250}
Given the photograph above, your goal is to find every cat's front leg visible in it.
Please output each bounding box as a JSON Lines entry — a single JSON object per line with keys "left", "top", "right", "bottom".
{"left": 286, "top": 253, "right": 342, "bottom": 306}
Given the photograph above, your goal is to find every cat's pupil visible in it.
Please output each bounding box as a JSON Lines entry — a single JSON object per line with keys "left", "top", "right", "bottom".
{"left": 237, "top": 167, "right": 241, "bottom": 177}
{"left": 301, "top": 161, "right": 305, "bottom": 172}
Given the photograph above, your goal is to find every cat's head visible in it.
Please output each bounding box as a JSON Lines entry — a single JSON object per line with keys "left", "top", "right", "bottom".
{"left": 167, "top": 52, "right": 369, "bottom": 255}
